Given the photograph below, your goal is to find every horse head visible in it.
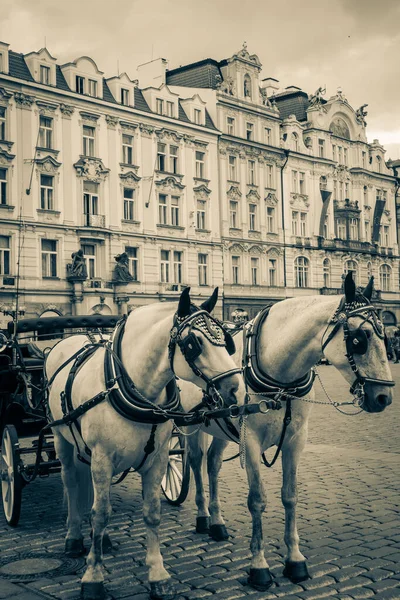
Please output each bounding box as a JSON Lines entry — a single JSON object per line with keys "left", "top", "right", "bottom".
{"left": 171, "top": 287, "right": 245, "bottom": 408}
{"left": 323, "top": 272, "right": 394, "bottom": 413}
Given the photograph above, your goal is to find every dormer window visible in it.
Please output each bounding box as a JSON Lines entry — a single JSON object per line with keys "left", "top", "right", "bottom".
{"left": 156, "top": 98, "right": 164, "bottom": 115}
{"left": 166, "top": 101, "right": 174, "bottom": 117}
{"left": 76, "top": 76, "right": 85, "bottom": 94}
{"left": 194, "top": 109, "right": 202, "bottom": 125}
{"left": 40, "top": 65, "right": 50, "bottom": 85}
{"left": 121, "top": 88, "right": 130, "bottom": 106}
{"left": 88, "top": 79, "right": 98, "bottom": 97}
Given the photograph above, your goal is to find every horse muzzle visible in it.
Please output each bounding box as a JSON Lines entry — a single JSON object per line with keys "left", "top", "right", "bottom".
{"left": 361, "top": 383, "right": 393, "bottom": 413}
{"left": 207, "top": 368, "right": 243, "bottom": 407}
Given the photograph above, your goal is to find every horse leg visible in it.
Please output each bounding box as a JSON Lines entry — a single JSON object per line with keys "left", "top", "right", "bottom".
{"left": 187, "top": 429, "right": 210, "bottom": 533}
{"left": 246, "top": 435, "right": 273, "bottom": 591}
{"left": 142, "top": 449, "right": 176, "bottom": 600}
{"left": 81, "top": 449, "right": 113, "bottom": 600}
{"left": 207, "top": 437, "right": 230, "bottom": 541}
{"left": 54, "top": 433, "right": 86, "bottom": 557}
{"left": 281, "top": 433, "right": 310, "bottom": 583}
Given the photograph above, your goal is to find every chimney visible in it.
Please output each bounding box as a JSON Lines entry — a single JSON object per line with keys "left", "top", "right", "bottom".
{"left": 261, "top": 77, "right": 280, "bottom": 96}
{"left": 137, "top": 57, "right": 168, "bottom": 89}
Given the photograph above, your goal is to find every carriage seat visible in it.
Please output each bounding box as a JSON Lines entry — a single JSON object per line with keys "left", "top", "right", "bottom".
{"left": 19, "top": 342, "right": 45, "bottom": 368}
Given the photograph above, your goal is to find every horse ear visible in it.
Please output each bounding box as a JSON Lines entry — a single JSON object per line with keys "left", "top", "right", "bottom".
{"left": 362, "top": 276, "right": 374, "bottom": 300}
{"left": 177, "top": 286, "right": 191, "bottom": 318}
{"left": 200, "top": 287, "right": 219, "bottom": 313}
{"left": 344, "top": 272, "right": 356, "bottom": 304}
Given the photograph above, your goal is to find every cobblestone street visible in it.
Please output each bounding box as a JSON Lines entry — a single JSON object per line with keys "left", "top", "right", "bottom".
{"left": 1, "top": 365, "right": 399, "bottom": 600}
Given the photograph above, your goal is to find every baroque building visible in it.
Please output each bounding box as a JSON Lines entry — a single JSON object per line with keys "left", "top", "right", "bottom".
{"left": 0, "top": 40, "right": 398, "bottom": 326}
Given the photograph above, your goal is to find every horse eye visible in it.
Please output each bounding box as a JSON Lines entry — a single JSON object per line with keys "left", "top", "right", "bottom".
{"left": 196, "top": 336, "right": 203, "bottom": 346}
{"left": 365, "top": 330, "right": 372, "bottom": 339}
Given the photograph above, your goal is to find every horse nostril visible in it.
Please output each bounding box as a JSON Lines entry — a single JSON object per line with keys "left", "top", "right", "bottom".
{"left": 377, "top": 394, "right": 391, "bottom": 407}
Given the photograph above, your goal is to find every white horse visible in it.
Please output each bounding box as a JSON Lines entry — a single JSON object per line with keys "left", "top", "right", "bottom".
{"left": 45, "top": 287, "right": 246, "bottom": 600}
{"left": 179, "top": 274, "right": 394, "bottom": 590}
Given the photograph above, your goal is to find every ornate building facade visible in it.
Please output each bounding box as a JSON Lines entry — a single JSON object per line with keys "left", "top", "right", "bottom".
{"left": 0, "top": 41, "right": 398, "bottom": 325}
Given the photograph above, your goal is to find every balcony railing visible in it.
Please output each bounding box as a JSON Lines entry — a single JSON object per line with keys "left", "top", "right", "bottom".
{"left": 85, "top": 214, "right": 106, "bottom": 228}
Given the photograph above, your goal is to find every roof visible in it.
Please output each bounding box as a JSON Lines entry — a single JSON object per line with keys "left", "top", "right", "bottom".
{"left": 272, "top": 90, "right": 310, "bottom": 121}
{"left": 9, "top": 51, "right": 35, "bottom": 82}
{"left": 166, "top": 59, "right": 222, "bottom": 89}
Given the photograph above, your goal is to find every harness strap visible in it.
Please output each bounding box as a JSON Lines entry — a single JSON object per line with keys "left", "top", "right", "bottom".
{"left": 261, "top": 399, "right": 292, "bottom": 468}
{"left": 111, "top": 424, "right": 158, "bottom": 483}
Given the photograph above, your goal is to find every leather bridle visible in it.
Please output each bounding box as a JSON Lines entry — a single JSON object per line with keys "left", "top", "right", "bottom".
{"left": 168, "top": 309, "right": 241, "bottom": 408}
{"left": 321, "top": 298, "right": 395, "bottom": 404}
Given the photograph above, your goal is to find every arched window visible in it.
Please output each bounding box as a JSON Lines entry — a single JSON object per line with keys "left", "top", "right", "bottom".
{"left": 243, "top": 74, "right": 252, "bottom": 99}
{"left": 376, "top": 156, "right": 382, "bottom": 173}
{"left": 323, "top": 258, "right": 331, "bottom": 288}
{"left": 379, "top": 264, "right": 391, "bottom": 291}
{"left": 294, "top": 256, "right": 309, "bottom": 288}
{"left": 319, "top": 176, "right": 327, "bottom": 191}
{"left": 344, "top": 259, "right": 358, "bottom": 285}
{"left": 363, "top": 185, "right": 368, "bottom": 205}
{"left": 291, "top": 132, "right": 299, "bottom": 152}
{"left": 366, "top": 261, "right": 373, "bottom": 281}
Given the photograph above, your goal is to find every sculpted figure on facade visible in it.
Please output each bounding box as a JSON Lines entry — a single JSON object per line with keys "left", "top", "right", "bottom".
{"left": 259, "top": 87, "right": 272, "bottom": 107}
{"left": 67, "top": 249, "right": 87, "bottom": 280}
{"left": 113, "top": 252, "right": 134, "bottom": 282}
{"left": 355, "top": 104, "right": 368, "bottom": 127}
{"left": 308, "top": 86, "right": 326, "bottom": 108}
{"left": 244, "top": 75, "right": 252, "bottom": 98}
{"left": 221, "top": 76, "right": 236, "bottom": 96}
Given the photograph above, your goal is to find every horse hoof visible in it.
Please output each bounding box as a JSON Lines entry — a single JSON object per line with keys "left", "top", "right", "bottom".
{"left": 248, "top": 568, "right": 273, "bottom": 591}
{"left": 149, "top": 579, "right": 176, "bottom": 600}
{"left": 81, "top": 581, "right": 106, "bottom": 600}
{"left": 102, "top": 533, "right": 113, "bottom": 554}
{"left": 209, "top": 524, "right": 229, "bottom": 541}
{"left": 65, "top": 537, "right": 85, "bottom": 557}
{"left": 196, "top": 516, "right": 210, "bottom": 533}
{"left": 283, "top": 560, "right": 310, "bottom": 583}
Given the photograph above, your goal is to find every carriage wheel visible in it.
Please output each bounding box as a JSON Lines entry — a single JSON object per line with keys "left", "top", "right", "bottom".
{"left": 1, "top": 425, "right": 23, "bottom": 526}
{"left": 161, "top": 432, "right": 190, "bottom": 505}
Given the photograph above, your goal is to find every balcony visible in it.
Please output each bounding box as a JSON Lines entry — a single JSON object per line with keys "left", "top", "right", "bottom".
{"left": 84, "top": 214, "right": 106, "bottom": 228}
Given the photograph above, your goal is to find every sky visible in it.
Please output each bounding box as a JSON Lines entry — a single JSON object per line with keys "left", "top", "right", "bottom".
{"left": 1, "top": 0, "right": 399, "bottom": 159}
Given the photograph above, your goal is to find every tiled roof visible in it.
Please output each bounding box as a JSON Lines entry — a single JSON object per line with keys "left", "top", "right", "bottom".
{"left": 167, "top": 59, "right": 222, "bottom": 89}
{"left": 178, "top": 101, "right": 191, "bottom": 123}
{"left": 55, "top": 66, "right": 70, "bottom": 91}
{"left": 9, "top": 51, "right": 35, "bottom": 82}
{"left": 102, "top": 80, "right": 116, "bottom": 104}
{"left": 272, "top": 90, "right": 310, "bottom": 122}
{"left": 205, "top": 109, "right": 216, "bottom": 130}
{"left": 134, "top": 88, "right": 151, "bottom": 113}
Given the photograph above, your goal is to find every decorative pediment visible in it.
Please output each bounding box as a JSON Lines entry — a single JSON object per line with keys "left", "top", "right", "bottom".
{"left": 120, "top": 120, "right": 138, "bottom": 132}
{"left": 230, "top": 243, "right": 245, "bottom": 253}
{"left": 73, "top": 157, "right": 110, "bottom": 181}
{"left": 268, "top": 247, "right": 281, "bottom": 258}
{"left": 155, "top": 175, "right": 185, "bottom": 192}
{"left": 194, "top": 184, "right": 211, "bottom": 199}
{"left": 36, "top": 101, "right": 58, "bottom": 116}
{"left": 333, "top": 165, "right": 351, "bottom": 182}
{"left": 329, "top": 116, "right": 351, "bottom": 140}
{"left": 35, "top": 155, "right": 62, "bottom": 173}
{"left": 230, "top": 43, "right": 262, "bottom": 70}
{"left": 265, "top": 192, "right": 278, "bottom": 206}
{"left": 0, "top": 147, "right": 15, "bottom": 165}
{"left": 290, "top": 193, "right": 310, "bottom": 208}
{"left": 246, "top": 189, "right": 260, "bottom": 202}
{"left": 155, "top": 128, "right": 183, "bottom": 143}
{"left": 79, "top": 111, "right": 100, "bottom": 124}
{"left": 249, "top": 245, "right": 263, "bottom": 255}
{"left": 119, "top": 170, "right": 141, "bottom": 188}
{"left": 139, "top": 123, "right": 155, "bottom": 137}
{"left": 227, "top": 184, "right": 242, "bottom": 200}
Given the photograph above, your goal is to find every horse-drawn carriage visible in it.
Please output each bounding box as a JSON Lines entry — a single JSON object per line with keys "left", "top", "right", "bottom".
{"left": 0, "top": 314, "right": 190, "bottom": 527}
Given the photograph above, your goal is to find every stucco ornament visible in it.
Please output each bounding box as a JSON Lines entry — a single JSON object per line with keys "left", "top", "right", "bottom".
{"left": 259, "top": 87, "right": 272, "bottom": 107}
{"left": 355, "top": 104, "right": 368, "bottom": 127}
{"left": 308, "top": 86, "right": 326, "bottom": 109}
{"left": 221, "top": 76, "right": 236, "bottom": 96}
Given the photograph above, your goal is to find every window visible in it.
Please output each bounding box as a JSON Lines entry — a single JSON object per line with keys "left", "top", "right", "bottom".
{"left": 160, "top": 250, "right": 182, "bottom": 284}
{"left": 156, "top": 98, "right": 164, "bottom": 115}
{"left": 160, "top": 250, "right": 170, "bottom": 283}
{"left": 320, "top": 176, "right": 327, "bottom": 191}
{"left": 195, "top": 151, "right": 205, "bottom": 179}
{"left": 376, "top": 156, "right": 382, "bottom": 173}
{"left": 343, "top": 148, "right": 348, "bottom": 165}
{"left": 40, "top": 175, "right": 54, "bottom": 210}
{"left": 318, "top": 139, "right": 325, "bottom": 158}
{"left": 344, "top": 260, "right": 358, "bottom": 285}
{"left": 232, "top": 256, "right": 240, "bottom": 284}
{"left": 196, "top": 199, "right": 206, "bottom": 229}
{"left": 88, "top": 79, "right": 97, "bottom": 97}
{"left": 0, "top": 168, "right": 7, "bottom": 205}
{"left": 323, "top": 258, "right": 331, "bottom": 288}
{"left": 323, "top": 215, "right": 329, "bottom": 238}
{"left": 83, "top": 125, "right": 95, "bottom": 157}
{"left": 332, "top": 145, "right": 336, "bottom": 161}
{"left": 265, "top": 127, "right": 271, "bottom": 145}
{"left": 294, "top": 256, "right": 309, "bottom": 288}
{"left": 39, "top": 116, "right": 53, "bottom": 149}
{"left": 246, "top": 122, "right": 254, "bottom": 141}
{"left": 41, "top": 239, "right": 57, "bottom": 277}
{"left": 171, "top": 196, "right": 179, "bottom": 226}
{"left": 228, "top": 155, "right": 237, "bottom": 181}
{"left": 0, "top": 107, "right": 5, "bottom": 140}
{"left": 349, "top": 218, "right": 359, "bottom": 240}
{"left": 157, "top": 143, "right": 178, "bottom": 173}
{"left": 157, "top": 143, "right": 166, "bottom": 171}
{"left": 291, "top": 132, "right": 299, "bottom": 152}
{"left": 266, "top": 164, "right": 274, "bottom": 189}
{"left": 76, "top": 76, "right": 85, "bottom": 94}
{"left": 363, "top": 186, "right": 368, "bottom": 205}
{"left": 230, "top": 200, "right": 238, "bottom": 228}
{"left": 249, "top": 204, "right": 257, "bottom": 230}
{"left": 333, "top": 179, "right": 337, "bottom": 200}
{"left": 158, "top": 194, "right": 167, "bottom": 224}
{"left": 198, "top": 254, "right": 208, "bottom": 286}
{"left": 82, "top": 243, "right": 96, "bottom": 278}
{"left": 299, "top": 172, "right": 306, "bottom": 195}
{"left": 227, "top": 117, "right": 235, "bottom": 135}
{"left": 292, "top": 170, "right": 298, "bottom": 193}
{"left": 300, "top": 212, "right": 307, "bottom": 236}
{"left": 122, "top": 134, "right": 133, "bottom": 164}
{"left": 292, "top": 211, "right": 299, "bottom": 236}
{"left": 0, "top": 236, "right": 10, "bottom": 274}
{"left": 173, "top": 251, "right": 182, "bottom": 284}
{"left": 367, "top": 261, "right": 372, "bottom": 280}
{"left": 121, "top": 88, "right": 129, "bottom": 105}
{"left": 362, "top": 151, "right": 367, "bottom": 168}
{"left": 123, "top": 188, "right": 135, "bottom": 221}
{"left": 166, "top": 101, "right": 174, "bottom": 117}
{"left": 169, "top": 146, "right": 178, "bottom": 173}
{"left": 338, "top": 147, "right": 343, "bottom": 164}
{"left": 248, "top": 160, "right": 256, "bottom": 185}
{"left": 380, "top": 264, "right": 391, "bottom": 291}
{"left": 126, "top": 247, "right": 138, "bottom": 281}
{"left": 379, "top": 225, "right": 390, "bottom": 247}
{"left": 336, "top": 217, "right": 346, "bottom": 239}
{"left": 268, "top": 259, "right": 277, "bottom": 286}
{"left": 83, "top": 181, "right": 99, "bottom": 226}
{"left": 194, "top": 109, "right": 201, "bottom": 124}
{"left": 292, "top": 211, "right": 307, "bottom": 236}
{"left": 266, "top": 206, "right": 275, "bottom": 233}
{"left": 40, "top": 65, "right": 50, "bottom": 85}
{"left": 251, "top": 257, "right": 259, "bottom": 286}
{"left": 365, "top": 221, "right": 370, "bottom": 241}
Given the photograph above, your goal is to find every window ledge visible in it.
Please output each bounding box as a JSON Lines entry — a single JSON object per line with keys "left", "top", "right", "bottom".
{"left": 156, "top": 170, "right": 184, "bottom": 178}
{"left": 36, "top": 147, "right": 60, "bottom": 156}
{"left": 0, "top": 204, "right": 15, "bottom": 211}
{"left": 227, "top": 179, "right": 240, "bottom": 185}
{"left": 193, "top": 177, "right": 210, "bottom": 184}
{"left": 157, "top": 224, "right": 185, "bottom": 231}
{"left": 120, "top": 162, "right": 139, "bottom": 170}
{"left": 122, "top": 219, "right": 140, "bottom": 225}
{"left": 229, "top": 228, "right": 243, "bottom": 233}
{"left": 0, "top": 140, "right": 14, "bottom": 149}
{"left": 43, "top": 277, "right": 60, "bottom": 280}
{"left": 195, "top": 229, "right": 211, "bottom": 233}
{"left": 37, "top": 209, "right": 61, "bottom": 216}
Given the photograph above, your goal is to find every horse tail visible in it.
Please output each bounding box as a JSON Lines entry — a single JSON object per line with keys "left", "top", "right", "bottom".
{"left": 74, "top": 453, "right": 94, "bottom": 518}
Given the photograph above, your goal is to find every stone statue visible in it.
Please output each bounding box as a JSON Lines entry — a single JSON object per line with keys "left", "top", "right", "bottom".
{"left": 221, "top": 76, "right": 236, "bottom": 96}
{"left": 113, "top": 252, "right": 134, "bottom": 282}
{"left": 355, "top": 104, "right": 368, "bottom": 127}
{"left": 244, "top": 77, "right": 251, "bottom": 98}
{"left": 215, "top": 74, "right": 222, "bottom": 90}
{"left": 67, "top": 249, "right": 87, "bottom": 280}
{"left": 259, "top": 87, "right": 272, "bottom": 107}
{"left": 308, "top": 86, "right": 326, "bottom": 108}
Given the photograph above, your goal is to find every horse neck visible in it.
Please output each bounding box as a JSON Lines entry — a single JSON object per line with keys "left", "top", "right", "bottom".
{"left": 258, "top": 296, "right": 340, "bottom": 383}
{"left": 120, "top": 305, "right": 174, "bottom": 401}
